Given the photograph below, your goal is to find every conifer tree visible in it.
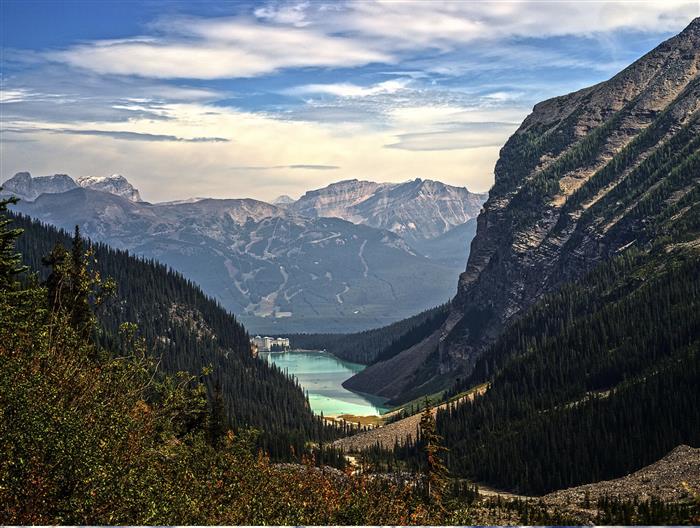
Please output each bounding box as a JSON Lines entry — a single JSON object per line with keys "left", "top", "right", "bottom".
{"left": 0, "top": 194, "right": 26, "bottom": 290}
{"left": 69, "top": 226, "right": 93, "bottom": 332}
{"left": 42, "top": 243, "right": 70, "bottom": 311}
{"left": 208, "top": 378, "right": 227, "bottom": 448}
{"left": 418, "top": 398, "right": 448, "bottom": 512}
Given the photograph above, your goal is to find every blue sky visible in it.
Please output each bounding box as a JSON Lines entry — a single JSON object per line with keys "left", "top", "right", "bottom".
{"left": 1, "top": 1, "right": 698, "bottom": 201}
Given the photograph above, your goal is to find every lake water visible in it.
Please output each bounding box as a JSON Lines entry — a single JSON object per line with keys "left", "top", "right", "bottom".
{"left": 261, "top": 350, "right": 389, "bottom": 416}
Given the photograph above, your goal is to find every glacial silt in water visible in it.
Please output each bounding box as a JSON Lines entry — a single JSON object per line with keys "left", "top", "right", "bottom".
{"left": 261, "top": 350, "right": 389, "bottom": 416}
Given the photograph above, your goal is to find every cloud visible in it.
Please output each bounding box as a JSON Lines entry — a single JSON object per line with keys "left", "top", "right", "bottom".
{"left": 4, "top": 125, "right": 228, "bottom": 143}
{"left": 288, "top": 164, "right": 339, "bottom": 170}
{"left": 286, "top": 79, "right": 410, "bottom": 98}
{"left": 47, "top": 17, "right": 390, "bottom": 79}
{"left": 285, "top": 1, "right": 697, "bottom": 49}
{"left": 231, "top": 164, "right": 339, "bottom": 171}
{"left": 42, "top": 2, "right": 697, "bottom": 81}
{"left": 1, "top": 101, "right": 506, "bottom": 201}
{"left": 0, "top": 88, "right": 35, "bottom": 103}
{"left": 385, "top": 121, "right": 520, "bottom": 151}
{"left": 52, "top": 129, "right": 230, "bottom": 142}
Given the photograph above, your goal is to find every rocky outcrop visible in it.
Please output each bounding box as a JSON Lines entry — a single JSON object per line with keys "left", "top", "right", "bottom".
{"left": 76, "top": 174, "right": 142, "bottom": 202}
{"left": 1, "top": 171, "right": 143, "bottom": 202}
{"left": 346, "top": 17, "right": 700, "bottom": 402}
{"left": 291, "top": 178, "right": 486, "bottom": 243}
{"left": 1, "top": 171, "right": 77, "bottom": 201}
{"left": 541, "top": 445, "right": 700, "bottom": 522}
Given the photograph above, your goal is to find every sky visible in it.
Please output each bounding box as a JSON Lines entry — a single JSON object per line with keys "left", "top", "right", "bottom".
{"left": 1, "top": 1, "right": 698, "bottom": 202}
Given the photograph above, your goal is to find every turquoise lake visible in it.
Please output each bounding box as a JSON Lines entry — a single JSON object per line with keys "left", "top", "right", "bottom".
{"left": 261, "top": 351, "right": 389, "bottom": 416}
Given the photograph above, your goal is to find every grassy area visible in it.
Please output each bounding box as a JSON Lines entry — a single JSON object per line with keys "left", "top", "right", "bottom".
{"left": 383, "top": 382, "right": 490, "bottom": 421}
{"left": 323, "top": 414, "right": 384, "bottom": 428}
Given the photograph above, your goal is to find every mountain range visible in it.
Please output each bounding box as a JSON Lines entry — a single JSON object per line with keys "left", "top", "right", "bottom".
{"left": 3, "top": 171, "right": 143, "bottom": 202}
{"left": 2, "top": 173, "right": 485, "bottom": 333}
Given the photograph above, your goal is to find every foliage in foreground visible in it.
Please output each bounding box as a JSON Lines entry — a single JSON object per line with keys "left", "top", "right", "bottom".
{"left": 0, "top": 197, "right": 440, "bottom": 525}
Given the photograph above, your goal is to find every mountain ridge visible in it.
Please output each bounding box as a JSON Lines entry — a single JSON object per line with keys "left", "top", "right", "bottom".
{"left": 11, "top": 186, "right": 461, "bottom": 333}
{"left": 291, "top": 177, "right": 486, "bottom": 243}
{"left": 1, "top": 171, "right": 143, "bottom": 202}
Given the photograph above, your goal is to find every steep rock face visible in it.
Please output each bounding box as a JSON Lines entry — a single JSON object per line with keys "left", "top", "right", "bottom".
{"left": 76, "top": 174, "right": 142, "bottom": 202}
{"left": 291, "top": 178, "right": 486, "bottom": 243}
{"left": 291, "top": 179, "right": 386, "bottom": 220}
{"left": 346, "top": 18, "right": 700, "bottom": 402}
{"left": 1, "top": 172, "right": 78, "bottom": 201}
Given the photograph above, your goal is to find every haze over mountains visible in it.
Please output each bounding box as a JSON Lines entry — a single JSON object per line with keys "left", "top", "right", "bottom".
{"left": 3, "top": 172, "right": 486, "bottom": 333}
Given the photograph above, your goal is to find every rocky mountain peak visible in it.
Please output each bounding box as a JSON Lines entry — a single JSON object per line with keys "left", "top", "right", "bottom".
{"left": 1, "top": 171, "right": 78, "bottom": 201}
{"left": 272, "top": 195, "right": 296, "bottom": 206}
{"left": 1, "top": 171, "right": 144, "bottom": 203}
{"left": 292, "top": 178, "right": 486, "bottom": 242}
{"left": 76, "top": 174, "right": 143, "bottom": 202}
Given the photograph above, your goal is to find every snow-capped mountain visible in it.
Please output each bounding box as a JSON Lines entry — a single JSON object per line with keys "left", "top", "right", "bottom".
{"left": 272, "top": 195, "right": 296, "bottom": 206}
{"left": 291, "top": 178, "right": 487, "bottom": 243}
{"left": 8, "top": 172, "right": 487, "bottom": 332}
{"left": 1, "top": 172, "right": 143, "bottom": 202}
{"left": 76, "top": 174, "right": 142, "bottom": 202}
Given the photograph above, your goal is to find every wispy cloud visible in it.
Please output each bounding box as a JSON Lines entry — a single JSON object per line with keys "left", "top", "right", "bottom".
{"left": 46, "top": 17, "right": 390, "bottom": 80}
{"left": 53, "top": 129, "right": 230, "bottom": 142}
{"left": 385, "top": 122, "right": 519, "bottom": 151}
{"left": 3, "top": 125, "right": 228, "bottom": 143}
{"left": 260, "top": 1, "right": 696, "bottom": 50}
{"left": 287, "top": 79, "right": 411, "bottom": 98}
{"left": 288, "top": 164, "right": 339, "bottom": 170}
{"left": 231, "top": 164, "right": 339, "bottom": 171}
{"left": 41, "top": 2, "right": 696, "bottom": 82}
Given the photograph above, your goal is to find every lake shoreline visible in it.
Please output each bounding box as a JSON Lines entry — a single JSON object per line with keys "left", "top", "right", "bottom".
{"left": 260, "top": 349, "right": 390, "bottom": 418}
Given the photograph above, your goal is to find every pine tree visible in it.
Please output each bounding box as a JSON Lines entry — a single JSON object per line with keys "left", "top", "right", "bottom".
{"left": 42, "top": 243, "right": 70, "bottom": 311}
{"left": 418, "top": 398, "right": 448, "bottom": 512}
{"left": 69, "top": 226, "right": 93, "bottom": 332}
{"left": 0, "top": 195, "right": 26, "bottom": 290}
{"left": 208, "top": 378, "right": 227, "bottom": 448}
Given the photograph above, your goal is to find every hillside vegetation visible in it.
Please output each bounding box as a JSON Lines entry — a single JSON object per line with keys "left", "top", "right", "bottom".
{"left": 10, "top": 212, "right": 350, "bottom": 459}
{"left": 290, "top": 303, "right": 449, "bottom": 365}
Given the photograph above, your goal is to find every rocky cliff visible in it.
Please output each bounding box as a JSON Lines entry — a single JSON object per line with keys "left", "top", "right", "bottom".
{"left": 346, "top": 17, "right": 700, "bottom": 403}
{"left": 1, "top": 172, "right": 78, "bottom": 201}
{"left": 291, "top": 178, "right": 486, "bottom": 243}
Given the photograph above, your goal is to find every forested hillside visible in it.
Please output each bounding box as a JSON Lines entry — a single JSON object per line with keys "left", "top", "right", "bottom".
{"left": 290, "top": 303, "right": 449, "bottom": 365}
{"left": 344, "top": 18, "right": 700, "bottom": 496}
{"left": 10, "top": 212, "right": 344, "bottom": 457}
{"left": 435, "top": 246, "right": 700, "bottom": 494}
